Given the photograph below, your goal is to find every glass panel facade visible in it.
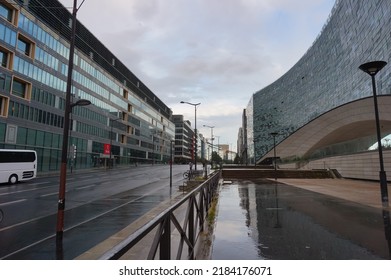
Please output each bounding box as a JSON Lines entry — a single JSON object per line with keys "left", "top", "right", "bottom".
{"left": 248, "top": 0, "right": 391, "bottom": 160}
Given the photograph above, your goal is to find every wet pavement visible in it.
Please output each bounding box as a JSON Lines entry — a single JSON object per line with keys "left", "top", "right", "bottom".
{"left": 211, "top": 179, "right": 391, "bottom": 260}
{"left": 0, "top": 165, "right": 190, "bottom": 260}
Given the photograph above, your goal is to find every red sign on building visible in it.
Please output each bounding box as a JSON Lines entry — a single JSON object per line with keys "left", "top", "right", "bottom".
{"left": 103, "top": 144, "right": 111, "bottom": 155}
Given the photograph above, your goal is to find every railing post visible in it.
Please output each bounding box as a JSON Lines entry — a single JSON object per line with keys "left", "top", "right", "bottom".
{"left": 199, "top": 186, "right": 205, "bottom": 231}
{"left": 160, "top": 215, "right": 171, "bottom": 260}
{"left": 188, "top": 195, "right": 195, "bottom": 259}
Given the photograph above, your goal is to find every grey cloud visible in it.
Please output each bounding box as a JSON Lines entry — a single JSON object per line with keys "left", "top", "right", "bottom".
{"left": 60, "top": 0, "right": 334, "bottom": 145}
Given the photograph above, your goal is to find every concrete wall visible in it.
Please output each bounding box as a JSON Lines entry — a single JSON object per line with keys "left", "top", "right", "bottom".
{"left": 293, "top": 150, "right": 391, "bottom": 181}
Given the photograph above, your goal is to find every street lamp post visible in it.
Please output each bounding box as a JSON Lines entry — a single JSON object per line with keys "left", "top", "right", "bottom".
{"left": 56, "top": 98, "right": 90, "bottom": 257}
{"left": 170, "top": 140, "right": 174, "bottom": 191}
{"left": 215, "top": 135, "right": 220, "bottom": 167}
{"left": 56, "top": 0, "right": 78, "bottom": 246}
{"left": 203, "top": 125, "right": 214, "bottom": 166}
{"left": 56, "top": 0, "right": 90, "bottom": 253}
{"left": 270, "top": 132, "right": 278, "bottom": 180}
{"left": 109, "top": 116, "right": 121, "bottom": 169}
{"left": 359, "top": 60, "right": 389, "bottom": 208}
{"left": 180, "top": 101, "right": 200, "bottom": 171}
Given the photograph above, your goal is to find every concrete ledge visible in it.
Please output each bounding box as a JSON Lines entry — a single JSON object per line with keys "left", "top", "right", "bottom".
{"left": 300, "top": 150, "right": 391, "bottom": 181}
{"left": 277, "top": 178, "right": 390, "bottom": 209}
{"left": 222, "top": 169, "right": 333, "bottom": 179}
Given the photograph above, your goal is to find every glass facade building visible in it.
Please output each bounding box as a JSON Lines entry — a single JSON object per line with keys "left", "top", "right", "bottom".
{"left": 246, "top": 0, "right": 391, "bottom": 163}
{"left": 0, "top": 0, "right": 175, "bottom": 172}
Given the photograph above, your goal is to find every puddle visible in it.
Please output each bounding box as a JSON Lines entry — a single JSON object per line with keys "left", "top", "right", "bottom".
{"left": 211, "top": 180, "right": 391, "bottom": 260}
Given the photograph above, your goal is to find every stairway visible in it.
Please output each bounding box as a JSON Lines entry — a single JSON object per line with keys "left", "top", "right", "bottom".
{"left": 222, "top": 169, "right": 333, "bottom": 180}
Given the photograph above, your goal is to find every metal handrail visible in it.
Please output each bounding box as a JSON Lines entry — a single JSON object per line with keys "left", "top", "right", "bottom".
{"left": 99, "top": 171, "right": 221, "bottom": 260}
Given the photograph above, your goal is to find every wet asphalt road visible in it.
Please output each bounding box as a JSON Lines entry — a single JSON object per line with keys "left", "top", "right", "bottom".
{"left": 4, "top": 169, "right": 390, "bottom": 260}
{"left": 0, "top": 164, "right": 189, "bottom": 260}
{"left": 211, "top": 179, "right": 391, "bottom": 260}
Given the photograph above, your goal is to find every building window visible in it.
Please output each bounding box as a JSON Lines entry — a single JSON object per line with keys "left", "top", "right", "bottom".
{"left": 123, "top": 89, "right": 128, "bottom": 99}
{"left": 0, "top": 2, "right": 18, "bottom": 25}
{"left": 0, "top": 94, "right": 9, "bottom": 117}
{"left": 0, "top": 4, "right": 12, "bottom": 22}
{"left": 17, "top": 37, "right": 29, "bottom": 55}
{"left": 17, "top": 34, "right": 35, "bottom": 58}
{"left": 12, "top": 77, "right": 31, "bottom": 100}
{"left": 0, "top": 49, "right": 7, "bottom": 67}
{"left": 0, "top": 46, "right": 13, "bottom": 69}
{"left": 12, "top": 79, "right": 25, "bottom": 98}
{"left": 0, "top": 2, "right": 17, "bottom": 24}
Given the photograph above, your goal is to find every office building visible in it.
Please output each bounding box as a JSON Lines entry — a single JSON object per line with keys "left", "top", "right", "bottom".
{"left": 245, "top": 0, "right": 391, "bottom": 167}
{"left": 0, "top": 0, "right": 175, "bottom": 172}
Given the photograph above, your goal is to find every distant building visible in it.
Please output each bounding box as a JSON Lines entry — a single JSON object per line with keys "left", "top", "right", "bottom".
{"left": 172, "top": 115, "right": 193, "bottom": 163}
{"left": 238, "top": 108, "right": 247, "bottom": 164}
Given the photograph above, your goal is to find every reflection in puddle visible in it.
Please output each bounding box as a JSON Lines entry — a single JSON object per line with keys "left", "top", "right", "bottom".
{"left": 211, "top": 185, "right": 262, "bottom": 260}
{"left": 211, "top": 180, "right": 390, "bottom": 260}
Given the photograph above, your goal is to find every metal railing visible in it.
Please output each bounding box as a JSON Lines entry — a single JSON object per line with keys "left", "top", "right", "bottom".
{"left": 99, "top": 170, "right": 221, "bottom": 260}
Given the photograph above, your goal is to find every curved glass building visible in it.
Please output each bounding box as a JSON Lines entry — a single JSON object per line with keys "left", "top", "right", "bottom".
{"left": 246, "top": 0, "right": 391, "bottom": 164}
{"left": 0, "top": 0, "right": 175, "bottom": 172}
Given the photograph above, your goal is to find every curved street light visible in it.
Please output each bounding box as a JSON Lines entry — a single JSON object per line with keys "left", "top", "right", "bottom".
{"left": 57, "top": 97, "right": 91, "bottom": 247}
{"left": 56, "top": 0, "right": 88, "bottom": 252}
{"left": 359, "top": 60, "right": 389, "bottom": 208}
{"left": 270, "top": 132, "right": 279, "bottom": 180}
{"left": 71, "top": 99, "right": 91, "bottom": 108}
{"left": 203, "top": 125, "right": 214, "bottom": 165}
{"left": 180, "top": 101, "right": 200, "bottom": 171}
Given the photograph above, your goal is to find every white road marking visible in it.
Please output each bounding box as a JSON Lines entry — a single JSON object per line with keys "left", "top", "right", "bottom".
{"left": 0, "top": 199, "right": 27, "bottom": 207}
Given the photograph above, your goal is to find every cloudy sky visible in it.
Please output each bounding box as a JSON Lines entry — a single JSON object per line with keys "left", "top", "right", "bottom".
{"left": 59, "top": 0, "right": 335, "bottom": 150}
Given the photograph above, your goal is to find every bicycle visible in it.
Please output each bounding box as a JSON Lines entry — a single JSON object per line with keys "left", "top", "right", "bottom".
{"left": 183, "top": 170, "right": 194, "bottom": 180}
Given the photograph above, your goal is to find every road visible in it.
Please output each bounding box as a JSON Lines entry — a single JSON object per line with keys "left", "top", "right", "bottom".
{"left": 0, "top": 164, "right": 191, "bottom": 259}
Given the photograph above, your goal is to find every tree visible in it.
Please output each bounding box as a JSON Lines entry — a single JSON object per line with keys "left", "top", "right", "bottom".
{"left": 234, "top": 154, "right": 241, "bottom": 164}
{"left": 211, "top": 151, "right": 222, "bottom": 163}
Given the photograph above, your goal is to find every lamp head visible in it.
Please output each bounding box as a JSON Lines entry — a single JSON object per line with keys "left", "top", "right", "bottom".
{"left": 359, "top": 61, "right": 387, "bottom": 76}
{"left": 180, "top": 101, "right": 201, "bottom": 106}
{"left": 70, "top": 99, "right": 91, "bottom": 108}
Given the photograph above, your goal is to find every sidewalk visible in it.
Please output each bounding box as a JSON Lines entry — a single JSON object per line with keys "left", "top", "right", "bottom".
{"left": 76, "top": 177, "right": 390, "bottom": 259}
{"left": 277, "top": 178, "right": 390, "bottom": 209}
{"left": 75, "top": 188, "right": 187, "bottom": 260}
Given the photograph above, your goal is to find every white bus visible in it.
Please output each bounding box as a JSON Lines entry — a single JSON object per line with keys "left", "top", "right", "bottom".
{"left": 0, "top": 149, "right": 37, "bottom": 184}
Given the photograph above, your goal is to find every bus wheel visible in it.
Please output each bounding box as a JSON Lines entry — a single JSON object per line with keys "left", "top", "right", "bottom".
{"left": 8, "top": 174, "right": 18, "bottom": 184}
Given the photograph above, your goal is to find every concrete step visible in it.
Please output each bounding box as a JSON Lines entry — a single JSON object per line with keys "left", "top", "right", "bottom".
{"left": 222, "top": 169, "right": 333, "bottom": 179}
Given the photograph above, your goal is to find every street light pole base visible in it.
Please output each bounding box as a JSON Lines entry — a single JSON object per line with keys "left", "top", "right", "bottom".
{"left": 379, "top": 171, "right": 389, "bottom": 208}
{"left": 56, "top": 231, "right": 64, "bottom": 259}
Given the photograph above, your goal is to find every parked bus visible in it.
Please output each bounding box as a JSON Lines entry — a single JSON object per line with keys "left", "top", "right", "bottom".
{"left": 0, "top": 149, "right": 37, "bottom": 184}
